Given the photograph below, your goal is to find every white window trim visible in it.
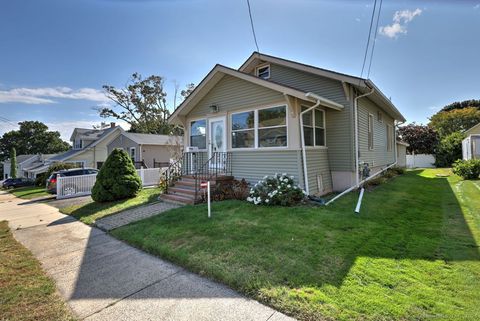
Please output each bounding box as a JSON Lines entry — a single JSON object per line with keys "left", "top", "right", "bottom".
{"left": 368, "top": 113, "right": 374, "bottom": 151}
{"left": 189, "top": 118, "right": 208, "bottom": 151}
{"left": 301, "top": 106, "right": 326, "bottom": 148}
{"left": 230, "top": 104, "right": 288, "bottom": 150}
{"left": 73, "top": 138, "right": 82, "bottom": 150}
{"left": 255, "top": 64, "right": 270, "bottom": 80}
{"left": 129, "top": 147, "right": 136, "bottom": 160}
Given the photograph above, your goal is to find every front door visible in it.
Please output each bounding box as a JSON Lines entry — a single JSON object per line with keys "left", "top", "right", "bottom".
{"left": 209, "top": 116, "right": 227, "bottom": 170}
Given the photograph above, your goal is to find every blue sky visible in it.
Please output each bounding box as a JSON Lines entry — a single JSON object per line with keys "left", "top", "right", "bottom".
{"left": 1, "top": 0, "right": 479, "bottom": 141}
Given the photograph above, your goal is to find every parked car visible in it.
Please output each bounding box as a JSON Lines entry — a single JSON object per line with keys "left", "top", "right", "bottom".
{"left": 46, "top": 168, "right": 99, "bottom": 194}
{"left": 2, "top": 177, "right": 35, "bottom": 189}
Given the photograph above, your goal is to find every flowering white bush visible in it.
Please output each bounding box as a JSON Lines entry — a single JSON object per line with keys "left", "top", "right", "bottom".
{"left": 247, "top": 173, "right": 306, "bottom": 206}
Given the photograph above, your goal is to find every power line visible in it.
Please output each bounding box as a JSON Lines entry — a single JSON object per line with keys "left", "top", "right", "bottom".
{"left": 0, "top": 116, "right": 16, "bottom": 126}
{"left": 359, "top": 0, "right": 378, "bottom": 81}
{"left": 246, "top": 0, "right": 260, "bottom": 52}
{"left": 367, "top": 0, "right": 383, "bottom": 78}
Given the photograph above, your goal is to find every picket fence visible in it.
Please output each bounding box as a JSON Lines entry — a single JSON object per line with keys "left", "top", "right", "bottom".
{"left": 56, "top": 168, "right": 165, "bottom": 199}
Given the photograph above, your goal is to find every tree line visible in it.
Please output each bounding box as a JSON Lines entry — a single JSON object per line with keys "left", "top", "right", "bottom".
{"left": 398, "top": 100, "right": 480, "bottom": 167}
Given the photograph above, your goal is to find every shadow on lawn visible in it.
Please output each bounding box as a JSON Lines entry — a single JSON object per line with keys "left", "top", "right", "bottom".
{"left": 323, "top": 170, "right": 480, "bottom": 287}
{"left": 45, "top": 170, "right": 480, "bottom": 302}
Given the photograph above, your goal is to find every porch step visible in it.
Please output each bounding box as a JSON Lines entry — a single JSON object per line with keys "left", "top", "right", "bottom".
{"left": 160, "top": 193, "right": 195, "bottom": 205}
{"left": 169, "top": 187, "right": 196, "bottom": 197}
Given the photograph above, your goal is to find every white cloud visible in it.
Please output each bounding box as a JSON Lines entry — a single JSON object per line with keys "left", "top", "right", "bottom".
{"left": 0, "top": 87, "right": 109, "bottom": 104}
{"left": 379, "top": 8, "right": 422, "bottom": 38}
{"left": 474, "top": 4, "right": 480, "bottom": 10}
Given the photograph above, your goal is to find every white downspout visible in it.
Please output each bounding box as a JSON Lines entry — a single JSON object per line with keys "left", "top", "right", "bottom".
{"left": 353, "top": 86, "right": 375, "bottom": 187}
{"left": 300, "top": 93, "right": 322, "bottom": 195}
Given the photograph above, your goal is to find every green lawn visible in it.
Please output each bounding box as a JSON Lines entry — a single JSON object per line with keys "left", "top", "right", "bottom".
{"left": 112, "top": 169, "right": 480, "bottom": 321}
{"left": 8, "top": 185, "right": 51, "bottom": 199}
{"left": 60, "top": 187, "right": 162, "bottom": 225}
{"left": 0, "top": 221, "right": 75, "bottom": 321}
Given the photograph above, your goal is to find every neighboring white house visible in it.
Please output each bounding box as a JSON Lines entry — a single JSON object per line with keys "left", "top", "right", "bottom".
{"left": 462, "top": 122, "right": 480, "bottom": 160}
{"left": 2, "top": 154, "right": 58, "bottom": 179}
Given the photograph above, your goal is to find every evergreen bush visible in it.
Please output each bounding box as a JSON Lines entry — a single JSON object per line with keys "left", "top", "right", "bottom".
{"left": 91, "top": 149, "right": 142, "bottom": 202}
{"left": 452, "top": 159, "right": 480, "bottom": 180}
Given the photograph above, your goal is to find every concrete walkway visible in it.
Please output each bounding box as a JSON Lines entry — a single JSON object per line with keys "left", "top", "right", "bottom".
{"left": 95, "top": 201, "right": 179, "bottom": 231}
{"left": 0, "top": 191, "right": 294, "bottom": 321}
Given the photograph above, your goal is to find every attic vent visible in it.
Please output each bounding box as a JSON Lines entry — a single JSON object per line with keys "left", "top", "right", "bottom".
{"left": 256, "top": 65, "right": 270, "bottom": 80}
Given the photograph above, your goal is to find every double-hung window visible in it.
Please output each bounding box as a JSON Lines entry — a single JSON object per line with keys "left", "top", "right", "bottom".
{"left": 302, "top": 107, "right": 325, "bottom": 146}
{"left": 129, "top": 147, "right": 136, "bottom": 160}
{"left": 368, "top": 113, "right": 374, "bottom": 150}
{"left": 190, "top": 119, "right": 207, "bottom": 149}
{"left": 231, "top": 105, "right": 287, "bottom": 148}
{"left": 231, "top": 111, "right": 255, "bottom": 148}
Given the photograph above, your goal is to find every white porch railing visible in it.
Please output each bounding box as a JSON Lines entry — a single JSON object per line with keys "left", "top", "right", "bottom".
{"left": 56, "top": 168, "right": 165, "bottom": 199}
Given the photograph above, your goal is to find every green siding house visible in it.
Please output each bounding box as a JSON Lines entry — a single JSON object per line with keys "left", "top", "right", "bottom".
{"left": 166, "top": 52, "right": 406, "bottom": 203}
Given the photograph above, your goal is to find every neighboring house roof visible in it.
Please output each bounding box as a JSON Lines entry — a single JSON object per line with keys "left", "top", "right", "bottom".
{"left": 51, "top": 127, "right": 121, "bottom": 162}
{"left": 169, "top": 52, "right": 405, "bottom": 124}
{"left": 169, "top": 64, "right": 344, "bottom": 124}
{"left": 69, "top": 127, "right": 111, "bottom": 142}
{"left": 396, "top": 141, "right": 410, "bottom": 147}
{"left": 465, "top": 122, "right": 480, "bottom": 136}
{"left": 240, "top": 52, "right": 406, "bottom": 122}
{"left": 121, "top": 132, "right": 182, "bottom": 145}
{"left": 3, "top": 154, "right": 38, "bottom": 165}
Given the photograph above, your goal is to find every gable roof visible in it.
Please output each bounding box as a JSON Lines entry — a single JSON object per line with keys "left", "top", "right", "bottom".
{"left": 240, "top": 52, "right": 405, "bottom": 122}
{"left": 69, "top": 127, "right": 111, "bottom": 142}
{"left": 121, "top": 132, "right": 182, "bottom": 145}
{"left": 465, "top": 122, "right": 480, "bottom": 136}
{"left": 169, "top": 64, "right": 344, "bottom": 125}
{"left": 50, "top": 127, "right": 121, "bottom": 162}
{"left": 3, "top": 154, "right": 38, "bottom": 165}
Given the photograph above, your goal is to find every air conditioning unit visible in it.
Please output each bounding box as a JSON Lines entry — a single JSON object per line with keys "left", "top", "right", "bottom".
{"left": 185, "top": 146, "right": 199, "bottom": 152}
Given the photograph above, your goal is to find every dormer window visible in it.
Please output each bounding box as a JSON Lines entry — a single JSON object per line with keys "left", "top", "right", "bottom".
{"left": 256, "top": 65, "right": 270, "bottom": 79}
{"left": 73, "top": 139, "right": 82, "bottom": 149}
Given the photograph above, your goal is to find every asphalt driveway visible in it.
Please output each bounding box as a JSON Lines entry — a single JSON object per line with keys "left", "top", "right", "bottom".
{"left": 0, "top": 191, "right": 294, "bottom": 321}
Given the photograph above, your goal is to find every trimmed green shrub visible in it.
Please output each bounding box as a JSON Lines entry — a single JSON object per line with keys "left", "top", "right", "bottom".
{"left": 35, "top": 162, "right": 77, "bottom": 186}
{"left": 247, "top": 173, "right": 305, "bottom": 206}
{"left": 391, "top": 166, "right": 406, "bottom": 175}
{"left": 452, "top": 159, "right": 480, "bottom": 180}
{"left": 91, "top": 149, "right": 142, "bottom": 202}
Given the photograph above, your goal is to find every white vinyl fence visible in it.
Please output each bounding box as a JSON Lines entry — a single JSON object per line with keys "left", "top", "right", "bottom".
{"left": 56, "top": 168, "right": 165, "bottom": 199}
{"left": 406, "top": 154, "right": 436, "bottom": 168}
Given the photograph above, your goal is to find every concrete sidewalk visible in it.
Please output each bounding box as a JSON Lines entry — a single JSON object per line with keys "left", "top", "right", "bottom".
{"left": 0, "top": 191, "right": 294, "bottom": 321}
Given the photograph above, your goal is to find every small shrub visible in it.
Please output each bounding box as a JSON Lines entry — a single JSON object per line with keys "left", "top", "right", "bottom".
{"left": 91, "top": 149, "right": 142, "bottom": 202}
{"left": 452, "top": 159, "right": 480, "bottom": 180}
{"left": 247, "top": 173, "right": 305, "bottom": 206}
{"left": 383, "top": 169, "right": 397, "bottom": 179}
{"left": 231, "top": 178, "right": 250, "bottom": 200}
{"left": 391, "top": 166, "right": 405, "bottom": 175}
{"left": 364, "top": 176, "right": 386, "bottom": 187}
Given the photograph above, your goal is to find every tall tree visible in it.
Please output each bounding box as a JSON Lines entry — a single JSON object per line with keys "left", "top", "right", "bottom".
{"left": 397, "top": 123, "right": 438, "bottom": 154}
{"left": 9, "top": 147, "right": 17, "bottom": 178}
{"left": 440, "top": 99, "right": 480, "bottom": 112}
{"left": 0, "top": 121, "right": 70, "bottom": 161}
{"left": 99, "top": 73, "right": 193, "bottom": 135}
{"left": 429, "top": 107, "right": 480, "bottom": 138}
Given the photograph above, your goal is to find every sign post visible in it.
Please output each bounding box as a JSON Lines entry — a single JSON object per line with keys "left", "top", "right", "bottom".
{"left": 200, "top": 181, "right": 211, "bottom": 218}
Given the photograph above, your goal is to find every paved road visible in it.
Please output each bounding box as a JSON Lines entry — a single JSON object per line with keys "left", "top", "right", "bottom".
{"left": 0, "top": 191, "right": 294, "bottom": 321}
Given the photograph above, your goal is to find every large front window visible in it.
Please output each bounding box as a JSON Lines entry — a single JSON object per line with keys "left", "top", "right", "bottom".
{"left": 231, "top": 105, "right": 287, "bottom": 148}
{"left": 190, "top": 119, "right": 206, "bottom": 149}
{"left": 302, "top": 107, "right": 325, "bottom": 147}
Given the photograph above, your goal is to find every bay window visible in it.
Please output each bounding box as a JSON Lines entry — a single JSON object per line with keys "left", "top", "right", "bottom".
{"left": 231, "top": 105, "right": 287, "bottom": 148}
{"left": 190, "top": 119, "right": 206, "bottom": 149}
{"left": 302, "top": 106, "right": 325, "bottom": 147}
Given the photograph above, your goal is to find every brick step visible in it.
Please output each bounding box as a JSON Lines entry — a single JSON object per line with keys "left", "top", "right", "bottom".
{"left": 160, "top": 193, "right": 196, "bottom": 205}
{"left": 175, "top": 180, "right": 198, "bottom": 188}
